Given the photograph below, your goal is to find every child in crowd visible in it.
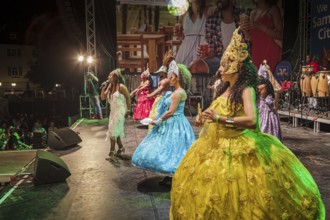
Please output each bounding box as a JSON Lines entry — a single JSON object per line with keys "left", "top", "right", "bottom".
{"left": 257, "top": 77, "right": 282, "bottom": 141}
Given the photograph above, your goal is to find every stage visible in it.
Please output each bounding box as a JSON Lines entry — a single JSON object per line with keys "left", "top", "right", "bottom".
{"left": 279, "top": 109, "right": 330, "bottom": 132}
{"left": 0, "top": 150, "right": 36, "bottom": 184}
{"left": 0, "top": 118, "right": 329, "bottom": 219}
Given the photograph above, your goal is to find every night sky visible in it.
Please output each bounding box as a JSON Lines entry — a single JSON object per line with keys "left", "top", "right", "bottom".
{"left": 0, "top": 0, "right": 88, "bottom": 91}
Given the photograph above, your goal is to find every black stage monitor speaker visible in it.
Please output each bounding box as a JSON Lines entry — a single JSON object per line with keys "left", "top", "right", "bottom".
{"left": 34, "top": 150, "right": 71, "bottom": 185}
{"left": 48, "top": 127, "right": 82, "bottom": 150}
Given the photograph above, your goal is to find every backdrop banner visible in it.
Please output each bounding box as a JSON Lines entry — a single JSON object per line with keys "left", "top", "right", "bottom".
{"left": 311, "top": 0, "right": 330, "bottom": 65}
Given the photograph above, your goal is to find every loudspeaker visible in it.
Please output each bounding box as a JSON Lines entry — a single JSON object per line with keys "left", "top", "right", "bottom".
{"left": 48, "top": 127, "right": 82, "bottom": 150}
{"left": 32, "top": 131, "right": 45, "bottom": 149}
{"left": 34, "top": 150, "right": 71, "bottom": 185}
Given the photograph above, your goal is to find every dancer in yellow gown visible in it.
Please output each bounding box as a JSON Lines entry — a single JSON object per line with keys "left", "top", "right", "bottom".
{"left": 170, "top": 28, "right": 325, "bottom": 220}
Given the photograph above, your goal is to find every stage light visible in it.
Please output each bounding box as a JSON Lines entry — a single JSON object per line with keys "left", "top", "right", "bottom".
{"left": 87, "top": 56, "right": 93, "bottom": 64}
{"left": 78, "top": 54, "right": 94, "bottom": 98}
{"left": 78, "top": 55, "right": 84, "bottom": 62}
{"left": 11, "top": 83, "right": 16, "bottom": 87}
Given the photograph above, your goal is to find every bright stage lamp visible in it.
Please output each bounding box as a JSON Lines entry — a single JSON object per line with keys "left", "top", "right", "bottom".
{"left": 87, "top": 56, "right": 93, "bottom": 64}
{"left": 78, "top": 55, "right": 84, "bottom": 62}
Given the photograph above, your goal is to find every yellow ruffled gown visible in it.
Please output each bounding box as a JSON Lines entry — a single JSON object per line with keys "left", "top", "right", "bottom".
{"left": 170, "top": 96, "right": 325, "bottom": 220}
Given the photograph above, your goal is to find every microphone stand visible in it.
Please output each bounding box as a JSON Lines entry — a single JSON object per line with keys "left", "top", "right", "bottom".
{"left": 287, "top": 58, "right": 300, "bottom": 127}
{"left": 299, "top": 69, "right": 306, "bottom": 127}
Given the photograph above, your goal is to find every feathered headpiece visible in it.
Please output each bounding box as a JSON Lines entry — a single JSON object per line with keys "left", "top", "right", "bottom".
{"left": 168, "top": 60, "right": 179, "bottom": 76}
{"left": 140, "top": 68, "right": 150, "bottom": 79}
{"left": 220, "top": 28, "right": 249, "bottom": 75}
{"left": 155, "top": 65, "right": 167, "bottom": 74}
{"left": 162, "top": 49, "right": 175, "bottom": 67}
{"left": 115, "top": 68, "right": 121, "bottom": 74}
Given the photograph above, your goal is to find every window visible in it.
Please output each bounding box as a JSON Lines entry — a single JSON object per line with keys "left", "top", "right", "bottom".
{"left": 8, "top": 66, "right": 23, "bottom": 78}
{"left": 9, "top": 33, "right": 17, "bottom": 39}
{"left": 7, "top": 48, "right": 21, "bottom": 57}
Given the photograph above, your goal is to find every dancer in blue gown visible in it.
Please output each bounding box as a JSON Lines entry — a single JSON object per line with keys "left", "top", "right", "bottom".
{"left": 132, "top": 61, "right": 195, "bottom": 177}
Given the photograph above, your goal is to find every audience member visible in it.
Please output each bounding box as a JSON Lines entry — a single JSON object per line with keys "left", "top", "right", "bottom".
{"left": 175, "top": 0, "right": 207, "bottom": 66}
{"left": 189, "top": 0, "right": 251, "bottom": 76}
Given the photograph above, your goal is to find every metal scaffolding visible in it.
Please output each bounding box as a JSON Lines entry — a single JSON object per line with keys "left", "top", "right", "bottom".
{"left": 85, "top": 0, "right": 97, "bottom": 76}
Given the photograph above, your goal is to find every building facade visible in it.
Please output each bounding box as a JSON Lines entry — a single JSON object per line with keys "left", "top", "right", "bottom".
{"left": 0, "top": 44, "right": 39, "bottom": 97}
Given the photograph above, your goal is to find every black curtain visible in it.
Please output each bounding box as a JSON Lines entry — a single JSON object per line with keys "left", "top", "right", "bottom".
{"left": 94, "top": 0, "right": 117, "bottom": 80}
{"left": 282, "top": 0, "right": 299, "bottom": 60}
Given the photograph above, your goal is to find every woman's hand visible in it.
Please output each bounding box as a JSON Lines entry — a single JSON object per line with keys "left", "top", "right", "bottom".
{"left": 202, "top": 109, "right": 218, "bottom": 122}
{"left": 239, "top": 19, "right": 252, "bottom": 41}
{"left": 206, "top": 5, "right": 217, "bottom": 18}
{"left": 240, "top": 21, "right": 251, "bottom": 32}
{"left": 150, "top": 118, "right": 162, "bottom": 125}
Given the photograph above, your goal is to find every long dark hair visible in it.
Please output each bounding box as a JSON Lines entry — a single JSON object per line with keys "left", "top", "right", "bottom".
{"left": 257, "top": 77, "right": 275, "bottom": 98}
{"left": 216, "top": 59, "right": 258, "bottom": 113}
{"left": 188, "top": 0, "right": 206, "bottom": 18}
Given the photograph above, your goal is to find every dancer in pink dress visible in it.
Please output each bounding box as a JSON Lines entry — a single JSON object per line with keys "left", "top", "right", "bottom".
{"left": 130, "top": 69, "right": 156, "bottom": 120}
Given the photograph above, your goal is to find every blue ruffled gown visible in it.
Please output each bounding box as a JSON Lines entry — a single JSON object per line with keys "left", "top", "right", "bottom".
{"left": 132, "top": 91, "right": 196, "bottom": 175}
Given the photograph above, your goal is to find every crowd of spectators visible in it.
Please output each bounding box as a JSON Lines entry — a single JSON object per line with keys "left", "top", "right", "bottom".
{"left": 0, "top": 112, "right": 67, "bottom": 151}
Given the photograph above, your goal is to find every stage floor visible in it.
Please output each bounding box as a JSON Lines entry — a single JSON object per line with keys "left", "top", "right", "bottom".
{"left": 0, "top": 150, "right": 36, "bottom": 184}
{"left": 0, "top": 118, "right": 329, "bottom": 219}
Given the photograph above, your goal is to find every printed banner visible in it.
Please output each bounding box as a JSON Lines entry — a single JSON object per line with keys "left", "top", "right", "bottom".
{"left": 311, "top": 0, "right": 330, "bottom": 66}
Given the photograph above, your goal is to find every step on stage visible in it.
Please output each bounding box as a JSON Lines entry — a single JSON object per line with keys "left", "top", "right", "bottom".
{"left": 279, "top": 109, "right": 330, "bottom": 132}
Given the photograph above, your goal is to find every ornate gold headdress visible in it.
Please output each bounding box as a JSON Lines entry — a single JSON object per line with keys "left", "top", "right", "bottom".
{"left": 220, "top": 28, "right": 249, "bottom": 74}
